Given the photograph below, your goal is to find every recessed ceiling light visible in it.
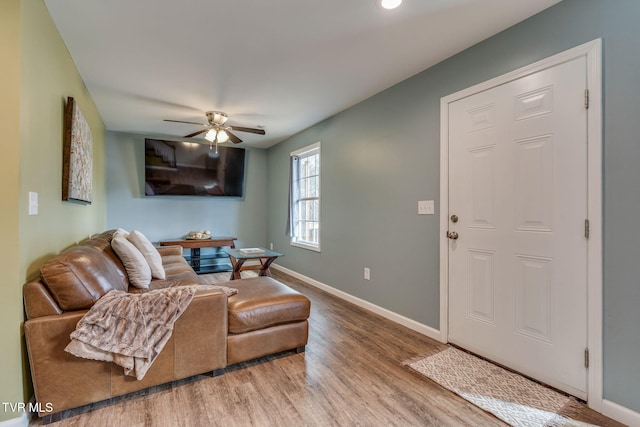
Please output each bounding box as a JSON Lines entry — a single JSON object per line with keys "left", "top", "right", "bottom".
{"left": 380, "top": 0, "right": 402, "bottom": 10}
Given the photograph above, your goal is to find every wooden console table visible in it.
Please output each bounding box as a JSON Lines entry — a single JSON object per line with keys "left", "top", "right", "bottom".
{"left": 158, "top": 237, "right": 237, "bottom": 274}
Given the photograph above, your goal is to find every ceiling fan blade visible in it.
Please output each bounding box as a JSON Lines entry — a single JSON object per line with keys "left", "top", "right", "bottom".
{"left": 184, "top": 129, "right": 208, "bottom": 138}
{"left": 164, "top": 119, "right": 208, "bottom": 126}
{"left": 226, "top": 130, "right": 243, "bottom": 144}
{"left": 228, "top": 126, "right": 266, "bottom": 135}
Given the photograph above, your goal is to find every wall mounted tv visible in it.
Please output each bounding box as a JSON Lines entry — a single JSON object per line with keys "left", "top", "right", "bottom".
{"left": 144, "top": 138, "right": 246, "bottom": 197}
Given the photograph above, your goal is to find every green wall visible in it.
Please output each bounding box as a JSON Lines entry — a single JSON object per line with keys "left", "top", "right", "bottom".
{"left": 267, "top": 0, "right": 640, "bottom": 412}
{"left": 0, "top": 0, "right": 106, "bottom": 422}
{"left": 0, "top": 0, "right": 24, "bottom": 422}
{"left": 19, "top": 0, "right": 107, "bottom": 279}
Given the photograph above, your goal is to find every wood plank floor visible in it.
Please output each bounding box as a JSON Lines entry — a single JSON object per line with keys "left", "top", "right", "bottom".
{"left": 31, "top": 271, "right": 623, "bottom": 426}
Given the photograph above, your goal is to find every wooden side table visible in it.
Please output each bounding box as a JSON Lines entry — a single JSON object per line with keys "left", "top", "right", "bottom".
{"left": 158, "top": 237, "right": 237, "bottom": 274}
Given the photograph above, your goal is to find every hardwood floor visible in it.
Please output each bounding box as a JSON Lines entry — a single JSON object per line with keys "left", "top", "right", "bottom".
{"left": 31, "top": 271, "right": 623, "bottom": 426}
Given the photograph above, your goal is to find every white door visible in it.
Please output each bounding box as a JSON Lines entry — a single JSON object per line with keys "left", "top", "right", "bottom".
{"left": 447, "top": 56, "right": 588, "bottom": 399}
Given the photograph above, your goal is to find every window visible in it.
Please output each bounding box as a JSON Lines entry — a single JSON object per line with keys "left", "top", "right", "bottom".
{"left": 287, "top": 142, "right": 321, "bottom": 251}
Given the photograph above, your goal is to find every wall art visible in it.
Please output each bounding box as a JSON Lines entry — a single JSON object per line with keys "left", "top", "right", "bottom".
{"left": 62, "top": 96, "right": 92, "bottom": 203}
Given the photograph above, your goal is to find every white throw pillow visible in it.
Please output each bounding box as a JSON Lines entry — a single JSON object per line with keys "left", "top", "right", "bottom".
{"left": 111, "top": 236, "right": 152, "bottom": 288}
{"left": 127, "top": 230, "right": 166, "bottom": 280}
{"left": 113, "top": 228, "right": 129, "bottom": 239}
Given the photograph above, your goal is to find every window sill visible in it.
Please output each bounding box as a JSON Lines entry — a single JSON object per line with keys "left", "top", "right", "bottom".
{"left": 290, "top": 241, "right": 321, "bottom": 252}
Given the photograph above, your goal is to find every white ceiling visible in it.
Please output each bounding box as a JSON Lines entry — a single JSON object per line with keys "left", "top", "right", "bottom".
{"left": 44, "top": 0, "right": 561, "bottom": 148}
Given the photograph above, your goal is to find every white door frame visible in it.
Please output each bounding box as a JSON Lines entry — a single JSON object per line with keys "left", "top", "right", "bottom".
{"left": 438, "top": 39, "right": 602, "bottom": 410}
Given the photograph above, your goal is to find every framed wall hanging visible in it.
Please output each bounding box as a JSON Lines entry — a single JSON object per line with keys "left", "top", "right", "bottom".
{"left": 62, "top": 96, "right": 93, "bottom": 204}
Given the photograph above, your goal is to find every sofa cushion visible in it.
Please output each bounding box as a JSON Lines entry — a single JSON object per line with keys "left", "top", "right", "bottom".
{"left": 40, "top": 245, "right": 129, "bottom": 311}
{"left": 227, "top": 277, "right": 311, "bottom": 334}
{"left": 127, "top": 245, "right": 202, "bottom": 293}
{"left": 80, "top": 230, "right": 129, "bottom": 284}
{"left": 129, "top": 272, "right": 201, "bottom": 294}
{"left": 127, "top": 230, "right": 166, "bottom": 280}
{"left": 111, "top": 236, "right": 152, "bottom": 289}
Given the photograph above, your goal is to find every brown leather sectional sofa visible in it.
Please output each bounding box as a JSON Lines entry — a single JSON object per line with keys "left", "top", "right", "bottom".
{"left": 23, "top": 230, "right": 310, "bottom": 420}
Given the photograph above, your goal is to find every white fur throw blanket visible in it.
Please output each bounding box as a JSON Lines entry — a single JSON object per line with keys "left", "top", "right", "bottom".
{"left": 65, "top": 285, "right": 236, "bottom": 380}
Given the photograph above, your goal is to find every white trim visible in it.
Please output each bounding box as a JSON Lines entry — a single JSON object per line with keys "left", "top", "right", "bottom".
{"left": 602, "top": 400, "right": 640, "bottom": 426}
{"left": 439, "top": 88, "right": 451, "bottom": 345}
{"left": 290, "top": 141, "right": 321, "bottom": 157}
{"left": 290, "top": 241, "right": 321, "bottom": 252}
{"left": 585, "top": 39, "right": 603, "bottom": 413}
{"left": 271, "top": 264, "right": 443, "bottom": 342}
{"left": 0, "top": 413, "right": 28, "bottom": 427}
{"left": 439, "top": 39, "right": 603, "bottom": 408}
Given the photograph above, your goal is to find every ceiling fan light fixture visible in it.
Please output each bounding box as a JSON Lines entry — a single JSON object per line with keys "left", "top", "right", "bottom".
{"left": 167, "top": 111, "right": 265, "bottom": 144}
{"left": 380, "top": 0, "right": 402, "bottom": 9}
{"left": 207, "top": 111, "right": 228, "bottom": 126}
{"left": 204, "top": 129, "right": 217, "bottom": 142}
{"left": 217, "top": 130, "right": 230, "bottom": 143}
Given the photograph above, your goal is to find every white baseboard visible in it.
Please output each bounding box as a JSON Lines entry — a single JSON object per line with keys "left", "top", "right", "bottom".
{"left": 0, "top": 413, "right": 28, "bottom": 427}
{"left": 602, "top": 399, "right": 640, "bottom": 427}
{"left": 271, "top": 264, "right": 444, "bottom": 343}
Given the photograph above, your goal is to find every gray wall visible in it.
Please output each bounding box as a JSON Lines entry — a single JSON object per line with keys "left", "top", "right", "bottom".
{"left": 106, "top": 131, "right": 268, "bottom": 247}
{"left": 266, "top": 0, "right": 640, "bottom": 412}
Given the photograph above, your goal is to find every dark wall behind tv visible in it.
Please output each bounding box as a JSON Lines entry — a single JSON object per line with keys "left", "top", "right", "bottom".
{"left": 106, "top": 131, "right": 267, "bottom": 247}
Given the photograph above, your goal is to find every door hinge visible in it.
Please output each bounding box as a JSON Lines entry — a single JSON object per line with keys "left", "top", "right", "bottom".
{"left": 584, "top": 348, "right": 590, "bottom": 368}
{"left": 584, "top": 89, "right": 590, "bottom": 109}
{"left": 585, "top": 219, "right": 590, "bottom": 239}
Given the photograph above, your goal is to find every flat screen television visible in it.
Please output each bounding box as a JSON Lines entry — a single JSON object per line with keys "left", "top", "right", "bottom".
{"left": 144, "top": 138, "right": 246, "bottom": 197}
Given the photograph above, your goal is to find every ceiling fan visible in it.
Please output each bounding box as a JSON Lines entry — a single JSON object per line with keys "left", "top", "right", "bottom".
{"left": 164, "top": 111, "right": 265, "bottom": 146}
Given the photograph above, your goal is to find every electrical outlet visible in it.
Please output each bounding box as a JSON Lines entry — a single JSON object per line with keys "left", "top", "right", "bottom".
{"left": 270, "top": 243, "right": 273, "bottom": 250}
{"left": 364, "top": 267, "right": 370, "bottom": 280}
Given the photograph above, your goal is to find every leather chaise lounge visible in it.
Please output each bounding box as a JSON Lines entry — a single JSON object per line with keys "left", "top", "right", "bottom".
{"left": 23, "top": 230, "right": 310, "bottom": 420}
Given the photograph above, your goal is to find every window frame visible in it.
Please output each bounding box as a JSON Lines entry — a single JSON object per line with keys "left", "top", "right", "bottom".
{"left": 290, "top": 142, "right": 321, "bottom": 252}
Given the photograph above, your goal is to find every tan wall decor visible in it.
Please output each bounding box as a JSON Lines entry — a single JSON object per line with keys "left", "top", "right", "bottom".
{"left": 62, "top": 96, "right": 93, "bottom": 203}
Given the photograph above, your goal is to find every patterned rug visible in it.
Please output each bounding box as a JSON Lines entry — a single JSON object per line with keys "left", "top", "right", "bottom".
{"left": 405, "top": 347, "right": 593, "bottom": 427}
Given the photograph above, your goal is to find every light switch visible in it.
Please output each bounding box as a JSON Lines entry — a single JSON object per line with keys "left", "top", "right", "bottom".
{"left": 29, "top": 192, "right": 39, "bottom": 215}
{"left": 418, "top": 200, "right": 435, "bottom": 215}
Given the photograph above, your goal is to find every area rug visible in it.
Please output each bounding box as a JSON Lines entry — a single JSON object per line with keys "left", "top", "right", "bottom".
{"left": 405, "top": 347, "right": 592, "bottom": 427}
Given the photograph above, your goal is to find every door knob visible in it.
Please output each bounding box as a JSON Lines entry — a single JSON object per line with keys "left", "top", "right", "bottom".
{"left": 447, "top": 231, "right": 459, "bottom": 240}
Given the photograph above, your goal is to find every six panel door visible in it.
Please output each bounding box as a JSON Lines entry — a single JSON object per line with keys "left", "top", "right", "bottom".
{"left": 447, "top": 56, "right": 589, "bottom": 398}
